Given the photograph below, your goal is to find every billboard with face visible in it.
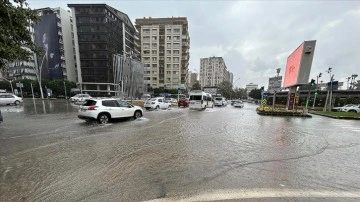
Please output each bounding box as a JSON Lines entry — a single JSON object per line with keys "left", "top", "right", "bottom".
{"left": 34, "top": 14, "right": 63, "bottom": 80}
{"left": 283, "top": 40, "right": 316, "bottom": 88}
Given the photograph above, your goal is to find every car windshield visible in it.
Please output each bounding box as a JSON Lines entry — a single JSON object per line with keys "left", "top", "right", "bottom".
{"left": 215, "top": 97, "right": 222, "bottom": 100}
{"left": 150, "top": 98, "right": 157, "bottom": 101}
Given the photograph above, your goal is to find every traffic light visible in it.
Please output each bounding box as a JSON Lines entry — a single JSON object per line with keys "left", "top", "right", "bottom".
{"left": 310, "top": 79, "right": 315, "bottom": 86}
{"left": 315, "top": 89, "right": 318, "bottom": 95}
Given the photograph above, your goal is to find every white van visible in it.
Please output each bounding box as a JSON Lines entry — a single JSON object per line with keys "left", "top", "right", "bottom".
{"left": 189, "top": 90, "right": 213, "bottom": 110}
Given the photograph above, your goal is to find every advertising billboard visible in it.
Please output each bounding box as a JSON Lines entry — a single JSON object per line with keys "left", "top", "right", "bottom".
{"left": 34, "top": 14, "right": 63, "bottom": 80}
{"left": 283, "top": 40, "right": 316, "bottom": 88}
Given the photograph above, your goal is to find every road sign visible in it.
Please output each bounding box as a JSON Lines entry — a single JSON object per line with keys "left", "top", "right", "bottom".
{"left": 327, "top": 81, "right": 341, "bottom": 90}
{"left": 16, "top": 83, "right": 24, "bottom": 88}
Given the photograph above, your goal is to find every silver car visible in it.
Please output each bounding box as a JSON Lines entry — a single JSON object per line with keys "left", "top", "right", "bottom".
{"left": 0, "top": 94, "right": 23, "bottom": 105}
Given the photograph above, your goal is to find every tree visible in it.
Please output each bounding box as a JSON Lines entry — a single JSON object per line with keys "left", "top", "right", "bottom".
{"left": 233, "top": 87, "right": 247, "bottom": 99}
{"left": 248, "top": 88, "right": 262, "bottom": 100}
{"left": 191, "top": 81, "right": 201, "bottom": 90}
{"left": 217, "top": 81, "right": 233, "bottom": 98}
{"left": 0, "top": 0, "right": 39, "bottom": 69}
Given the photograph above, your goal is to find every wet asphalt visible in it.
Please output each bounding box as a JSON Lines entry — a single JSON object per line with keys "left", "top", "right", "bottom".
{"left": 0, "top": 99, "right": 360, "bottom": 202}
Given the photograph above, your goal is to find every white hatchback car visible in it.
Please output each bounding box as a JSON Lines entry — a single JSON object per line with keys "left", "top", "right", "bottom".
{"left": 0, "top": 94, "right": 23, "bottom": 105}
{"left": 78, "top": 98, "right": 143, "bottom": 124}
{"left": 233, "top": 100, "right": 244, "bottom": 108}
{"left": 214, "top": 97, "right": 227, "bottom": 106}
{"left": 70, "top": 94, "right": 92, "bottom": 102}
{"left": 144, "top": 97, "right": 172, "bottom": 110}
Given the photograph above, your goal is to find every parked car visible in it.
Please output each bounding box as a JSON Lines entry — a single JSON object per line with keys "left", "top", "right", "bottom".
{"left": 233, "top": 100, "right": 244, "bottom": 108}
{"left": 341, "top": 104, "right": 360, "bottom": 113}
{"left": 0, "top": 94, "right": 23, "bottom": 105}
{"left": 78, "top": 98, "right": 143, "bottom": 124}
{"left": 144, "top": 97, "right": 172, "bottom": 110}
{"left": 178, "top": 98, "right": 190, "bottom": 107}
{"left": 230, "top": 100, "right": 236, "bottom": 106}
{"left": 70, "top": 94, "right": 92, "bottom": 102}
{"left": 214, "top": 97, "right": 227, "bottom": 107}
{"left": 332, "top": 104, "right": 356, "bottom": 112}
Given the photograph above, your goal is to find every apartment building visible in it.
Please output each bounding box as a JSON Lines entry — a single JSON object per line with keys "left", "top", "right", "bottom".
{"left": 2, "top": 7, "right": 76, "bottom": 82}
{"left": 187, "top": 71, "right": 198, "bottom": 88}
{"left": 246, "top": 83, "right": 258, "bottom": 94}
{"left": 135, "top": 17, "right": 190, "bottom": 90}
{"left": 69, "top": 4, "right": 142, "bottom": 96}
{"left": 200, "top": 57, "right": 230, "bottom": 87}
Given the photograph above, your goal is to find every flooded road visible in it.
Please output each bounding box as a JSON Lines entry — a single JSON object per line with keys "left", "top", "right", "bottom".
{"left": 1, "top": 99, "right": 360, "bottom": 201}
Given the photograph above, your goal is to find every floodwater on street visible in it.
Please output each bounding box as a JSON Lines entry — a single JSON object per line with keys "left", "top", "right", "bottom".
{"left": 1, "top": 99, "right": 360, "bottom": 201}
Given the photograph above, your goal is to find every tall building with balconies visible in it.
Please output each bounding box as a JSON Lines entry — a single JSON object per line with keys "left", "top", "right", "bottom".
{"left": 68, "top": 4, "right": 141, "bottom": 96}
{"left": 135, "top": 17, "right": 190, "bottom": 90}
{"left": 200, "top": 57, "right": 229, "bottom": 87}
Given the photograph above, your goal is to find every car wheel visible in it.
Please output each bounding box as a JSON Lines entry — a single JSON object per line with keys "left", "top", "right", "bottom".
{"left": 348, "top": 110, "right": 357, "bottom": 113}
{"left": 168, "top": 105, "right": 171, "bottom": 109}
{"left": 14, "top": 100, "right": 20, "bottom": 105}
{"left": 134, "top": 110, "right": 142, "bottom": 119}
{"left": 156, "top": 105, "right": 160, "bottom": 110}
{"left": 97, "top": 113, "right": 110, "bottom": 124}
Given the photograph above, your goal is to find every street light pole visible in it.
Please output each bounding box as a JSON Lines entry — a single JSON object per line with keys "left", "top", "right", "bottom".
{"left": 323, "top": 68, "right": 332, "bottom": 112}
{"left": 312, "top": 73, "right": 322, "bottom": 109}
{"left": 63, "top": 81, "right": 67, "bottom": 100}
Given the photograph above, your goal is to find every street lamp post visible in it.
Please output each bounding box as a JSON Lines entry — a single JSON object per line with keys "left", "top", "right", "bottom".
{"left": 323, "top": 68, "right": 332, "bottom": 112}
{"left": 63, "top": 81, "right": 67, "bottom": 100}
{"left": 312, "top": 73, "right": 322, "bottom": 109}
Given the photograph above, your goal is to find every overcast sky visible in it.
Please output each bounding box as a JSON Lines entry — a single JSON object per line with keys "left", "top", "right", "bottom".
{"left": 28, "top": 0, "right": 360, "bottom": 89}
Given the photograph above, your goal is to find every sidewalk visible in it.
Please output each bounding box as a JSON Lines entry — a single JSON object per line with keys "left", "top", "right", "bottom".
{"left": 309, "top": 111, "right": 360, "bottom": 120}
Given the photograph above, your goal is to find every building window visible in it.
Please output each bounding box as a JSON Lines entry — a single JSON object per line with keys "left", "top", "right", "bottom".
{"left": 166, "top": 43, "right": 171, "bottom": 48}
{"left": 174, "top": 28, "right": 180, "bottom": 33}
{"left": 167, "top": 64, "right": 171, "bottom": 68}
{"left": 152, "top": 64, "right": 157, "bottom": 68}
{"left": 173, "top": 43, "right": 180, "bottom": 48}
{"left": 166, "top": 50, "right": 171, "bottom": 54}
{"left": 173, "top": 36, "right": 180, "bottom": 41}
{"left": 167, "top": 57, "right": 171, "bottom": 61}
{"left": 152, "top": 43, "right": 157, "bottom": 48}
{"left": 173, "top": 57, "right": 179, "bottom": 62}
{"left": 152, "top": 57, "right": 157, "bottom": 61}
{"left": 143, "top": 43, "right": 150, "bottom": 49}
{"left": 144, "top": 57, "right": 150, "bottom": 61}
{"left": 152, "top": 29, "right": 157, "bottom": 34}
{"left": 143, "top": 29, "right": 150, "bottom": 34}
{"left": 173, "top": 64, "right": 179, "bottom": 68}
{"left": 152, "top": 36, "right": 157, "bottom": 40}
{"left": 152, "top": 50, "right": 157, "bottom": 54}
{"left": 143, "top": 36, "right": 150, "bottom": 41}
{"left": 173, "top": 50, "right": 179, "bottom": 54}
{"left": 167, "top": 29, "right": 171, "bottom": 33}
{"left": 167, "top": 36, "right": 171, "bottom": 40}
{"left": 143, "top": 50, "right": 150, "bottom": 54}
{"left": 173, "top": 71, "right": 179, "bottom": 74}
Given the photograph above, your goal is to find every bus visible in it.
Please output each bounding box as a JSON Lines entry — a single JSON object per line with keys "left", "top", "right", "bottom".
{"left": 189, "top": 90, "right": 214, "bottom": 110}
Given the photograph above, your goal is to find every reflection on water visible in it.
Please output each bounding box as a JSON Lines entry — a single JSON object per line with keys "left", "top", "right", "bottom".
{"left": 17, "top": 99, "right": 80, "bottom": 115}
